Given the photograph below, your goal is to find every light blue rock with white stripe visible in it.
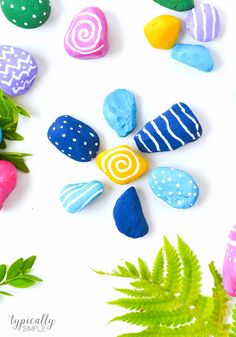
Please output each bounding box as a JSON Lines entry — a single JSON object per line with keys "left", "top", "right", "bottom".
{"left": 134, "top": 102, "right": 202, "bottom": 153}
{"left": 149, "top": 167, "right": 199, "bottom": 209}
{"left": 60, "top": 181, "right": 104, "bottom": 214}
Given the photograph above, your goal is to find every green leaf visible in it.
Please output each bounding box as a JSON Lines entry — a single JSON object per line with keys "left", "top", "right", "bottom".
{"left": 0, "top": 139, "right": 7, "bottom": 149}
{"left": 22, "top": 256, "right": 36, "bottom": 273}
{"left": 151, "top": 248, "right": 164, "bottom": 285}
{"left": 2, "top": 130, "right": 24, "bottom": 141}
{"left": 7, "top": 278, "right": 36, "bottom": 288}
{"left": 0, "top": 264, "right": 7, "bottom": 282}
{"left": 138, "top": 258, "right": 151, "bottom": 280}
{"left": 125, "top": 262, "right": 140, "bottom": 278}
{"left": 22, "top": 275, "right": 43, "bottom": 282}
{"left": 230, "top": 304, "right": 236, "bottom": 336}
{"left": 6, "top": 258, "right": 24, "bottom": 280}
{"left": 0, "top": 152, "right": 32, "bottom": 173}
{"left": 0, "top": 290, "right": 13, "bottom": 296}
{"left": 16, "top": 106, "right": 30, "bottom": 118}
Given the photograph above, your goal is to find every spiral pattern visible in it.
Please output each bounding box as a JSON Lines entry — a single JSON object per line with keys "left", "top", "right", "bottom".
{"left": 101, "top": 147, "right": 141, "bottom": 183}
{"left": 65, "top": 8, "right": 106, "bottom": 56}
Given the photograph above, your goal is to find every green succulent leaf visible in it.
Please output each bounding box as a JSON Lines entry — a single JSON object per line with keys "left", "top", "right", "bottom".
{"left": 6, "top": 258, "right": 24, "bottom": 280}
{"left": 0, "top": 152, "right": 32, "bottom": 173}
{"left": 7, "top": 278, "right": 36, "bottom": 288}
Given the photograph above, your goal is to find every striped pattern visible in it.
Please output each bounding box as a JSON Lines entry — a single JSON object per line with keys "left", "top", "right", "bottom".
{"left": 134, "top": 103, "right": 202, "bottom": 153}
{"left": 186, "top": 4, "right": 220, "bottom": 42}
{"left": 60, "top": 181, "right": 103, "bottom": 214}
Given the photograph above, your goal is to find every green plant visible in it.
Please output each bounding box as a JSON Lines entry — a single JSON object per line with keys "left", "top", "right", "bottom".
{"left": 0, "top": 256, "right": 42, "bottom": 297}
{"left": 95, "top": 236, "right": 236, "bottom": 337}
{"left": 0, "top": 89, "right": 31, "bottom": 172}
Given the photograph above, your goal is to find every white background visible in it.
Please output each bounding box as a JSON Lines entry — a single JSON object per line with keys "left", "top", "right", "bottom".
{"left": 0, "top": 0, "right": 236, "bottom": 335}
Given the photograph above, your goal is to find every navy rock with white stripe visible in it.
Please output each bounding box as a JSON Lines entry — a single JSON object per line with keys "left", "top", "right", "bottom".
{"left": 134, "top": 103, "right": 202, "bottom": 153}
{"left": 48, "top": 115, "right": 100, "bottom": 162}
{"left": 60, "top": 181, "right": 104, "bottom": 214}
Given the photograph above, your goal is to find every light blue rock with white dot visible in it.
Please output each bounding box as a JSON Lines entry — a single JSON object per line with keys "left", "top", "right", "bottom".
{"left": 47, "top": 115, "right": 100, "bottom": 162}
{"left": 60, "top": 181, "right": 104, "bottom": 214}
{"left": 103, "top": 89, "right": 137, "bottom": 137}
{"left": 149, "top": 167, "right": 199, "bottom": 209}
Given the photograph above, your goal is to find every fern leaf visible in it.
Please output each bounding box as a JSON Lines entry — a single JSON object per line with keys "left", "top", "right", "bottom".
{"left": 130, "top": 280, "right": 171, "bottom": 299}
{"left": 193, "top": 295, "right": 214, "bottom": 321}
{"left": 208, "top": 262, "right": 230, "bottom": 337}
{"left": 125, "top": 262, "right": 140, "bottom": 278}
{"left": 230, "top": 304, "right": 236, "bottom": 337}
{"left": 177, "top": 236, "right": 201, "bottom": 305}
{"left": 110, "top": 307, "right": 194, "bottom": 327}
{"left": 114, "top": 288, "right": 156, "bottom": 298}
{"left": 151, "top": 248, "right": 164, "bottom": 286}
{"left": 163, "top": 237, "right": 182, "bottom": 294}
{"left": 138, "top": 258, "right": 151, "bottom": 280}
{"left": 108, "top": 296, "right": 179, "bottom": 312}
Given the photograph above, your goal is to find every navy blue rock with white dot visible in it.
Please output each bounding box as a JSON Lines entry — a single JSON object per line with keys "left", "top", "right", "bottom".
{"left": 149, "top": 167, "right": 199, "bottom": 209}
{"left": 47, "top": 115, "right": 100, "bottom": 162}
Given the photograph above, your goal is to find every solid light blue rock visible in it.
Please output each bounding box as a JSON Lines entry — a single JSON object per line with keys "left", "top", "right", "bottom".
{"left": 60, "top": 181, "right": 104, "bottom": 214}
{"left": 113, "top": 187, "right": 149, "bottom": 238}
{"left": 0, "top": 128, "right": 2, "bottom": 143}
{"left": 103, "top": 89, "right": 137, "bottom": 137}
{"left": 171, "top": 44, "right": 214, "bottom": 72}
{"left": 149, "top": 167, "right": 199, "bottom": 209}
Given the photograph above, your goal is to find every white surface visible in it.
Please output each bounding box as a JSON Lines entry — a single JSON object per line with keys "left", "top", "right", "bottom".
{"left": 0, "top": 0, "right": 236, "bottom": 335}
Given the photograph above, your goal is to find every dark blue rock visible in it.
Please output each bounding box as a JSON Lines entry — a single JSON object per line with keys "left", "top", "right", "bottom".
{"left": 48, "top": 115, "right": 100, "bottom": 162}
{"left": 134, "top": 102, "right": 202, "bottom": 153}
{"left": 113, "top": 187, "right": 149, "bottom": 239}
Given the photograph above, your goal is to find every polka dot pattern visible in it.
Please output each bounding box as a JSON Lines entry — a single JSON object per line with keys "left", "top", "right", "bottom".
{"left": 149, "top": 167, "right": 199, "bottom": 209}
{"left": 47, "top": 115, "right": 100, "bottom": 162}
{"left": 1, "top": 0, "right": 51, "bottom": 29}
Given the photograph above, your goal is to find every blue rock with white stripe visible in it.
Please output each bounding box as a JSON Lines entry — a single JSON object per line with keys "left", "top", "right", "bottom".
{"left": 149, "top": 167, "right": 199, "bottom": 209}
{"left": 48, "top": 115, "right": 100, "bottom": 162}
{"left": 134, "top": 102, "right": 202, "bottom": 153}
{"left": 60, "top": 181, "right": 104, "bottom": 214}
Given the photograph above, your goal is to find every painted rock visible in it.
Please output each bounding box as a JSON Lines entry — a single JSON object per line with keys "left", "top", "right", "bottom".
{"left": 64, "top": 7, "right": 109, "bottom": 60}
{"left": 60, "top": 181, "right": 103, "bottom": 214}
{"left": 113, "top": 187, "right": 149, "bottom": 239}
{"left": 186, "top": 4, "right": 220, "bottom": 42}
{"left": 48, "top": 115, "right": 100, "bottom": 162}
{"left": 0, "top": 45, "right": 37, "bottom": 96}
{"left": 223, "top": 225, "right": 236, "bottom": 297}
{"left": 171, "top": 44, "right": 214, "bottom": 72}
{"left": 149, "top": 167, "right": 199, "bottom": 209}
{"left": 103, "top": 89, "right": 137, "bottom": 137}
{"left": 144, "top": 15, "right": 181, "bottom": 49}
{"left": 153, "top": 0, "right": 194, "bottom": 12}
{"left": 134, "top": 102, "right": 202, "bottom": 153}
{"left": 0, "top": 128, "right": 2, "bottom": 143}
{"left": 96, "top": 145, "right": 148, "bottom": 185}
{"left": 0, "top": 160, "right": 17, "bottom": 209}
{"left": 1, "top": 0, "right": 51, "bottom": 29}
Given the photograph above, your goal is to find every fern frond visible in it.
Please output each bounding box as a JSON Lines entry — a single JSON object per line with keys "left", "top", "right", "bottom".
{"left": 151, "top": 248, "right": 164, "bottom": 286}
{"left": 230, "top": 304, "right": 236, "bottom": 337}
{"left": 193, "top": 295, "right": 214, "bottom": 321}
{"left": 108, "top": 296, "right": 179, "bottom": 312}
{"left": 177, "top": 236, "right": 201, "bottom": 305}
{"left": 110, "top": 308, "right": 194, "bottom": 327}
{"left": 125, "top": 262, "right": 140, "bottom": 278}
{"left": 114, "top": 288, "right": 157, "bottom": 298}
{"left": 138, "top": 258, "right": 151, "bottom": 280}
{"left": 163, "top": 237, "right": 182, "bottom": 293}
{"left": 130, "top": 280, "right": 171, "bottom": 299}
{"left": 208, "top": 262, "right": 230, "bottom": 337}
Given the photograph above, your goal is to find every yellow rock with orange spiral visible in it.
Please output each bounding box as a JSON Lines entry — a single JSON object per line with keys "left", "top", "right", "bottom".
{"left": 96, "top": 145, "right": 149, "bottom": 185}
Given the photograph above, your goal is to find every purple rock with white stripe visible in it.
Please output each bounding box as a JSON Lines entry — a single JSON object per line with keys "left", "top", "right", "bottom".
{"left": 0, "top": 45, "right": 37, "bottom": 96}
{"left": 134, "top": 103, "right": 202, "bottom": 153}
{"left": 186, "top": 4, "right": 220, "bottom": 42}
{"left": 48, "top": 115, "right": 100, "bottom": 162}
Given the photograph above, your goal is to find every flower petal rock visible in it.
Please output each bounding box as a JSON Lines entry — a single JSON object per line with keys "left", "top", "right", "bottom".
{"left": 0, "top": 160, "right": 17, "bottom": 209}
{"left": 1, "top": 0, "right": 51, "bottom": 29}
{"left": 223, "top": 225, "right": 236, "bottom": 297}
{"left": 48, "top": 115, "right": 100, "bottom": 162}
{"left": 144, "top": 15, "right": 181, "bottom": 49}
{"left": 186, "top": 4, "right": 220, "bottom": 42}
{"left": 60, "top": 181, "right": 104, "bottom": 214}
{"left": 149, "top": 167, "right": 199, "bottom": 209}
{"left": 64, "top": 6, "right": 109, "bottom": 60}
{"left": 113, "top": 187, "right": 149, "bottom": 238}
{"left": 103, "top": 89, "right": 137, "bottom": 137}
{"left": 134, "top": 102, "right": 202, "bottom": 153}
{"left": 0, "top": 45, "right": 37, "bottom": 96}
{"left": 171, "top": 44, "right": 214, "bottom": 72}
{"left": 96, "top": 145, "right": 148, "bottom": 185}
{"left": 153, "top": 0, "right": 194, "bottom": 12}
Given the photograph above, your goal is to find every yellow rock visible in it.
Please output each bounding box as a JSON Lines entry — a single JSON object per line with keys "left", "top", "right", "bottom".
{"left": 144, "top": 15, "right": 181, "bottom": 49}
{"left": 96, "top": 145, "right": 149, "bottom": 185}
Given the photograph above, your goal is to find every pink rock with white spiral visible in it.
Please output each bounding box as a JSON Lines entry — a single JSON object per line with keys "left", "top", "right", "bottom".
{"left": 64, "top": 7, "right": 109, "bottom": 60}
{"left": 223, "top": 225, "right": 236, "bottom": 297}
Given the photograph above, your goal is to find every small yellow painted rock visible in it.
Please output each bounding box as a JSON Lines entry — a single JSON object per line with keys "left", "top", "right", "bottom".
{"left": 96, "top": 145, "right": 149, "bottom": 185}
{"left": 144, "top": 15, "right": 181, "bottom": 49}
